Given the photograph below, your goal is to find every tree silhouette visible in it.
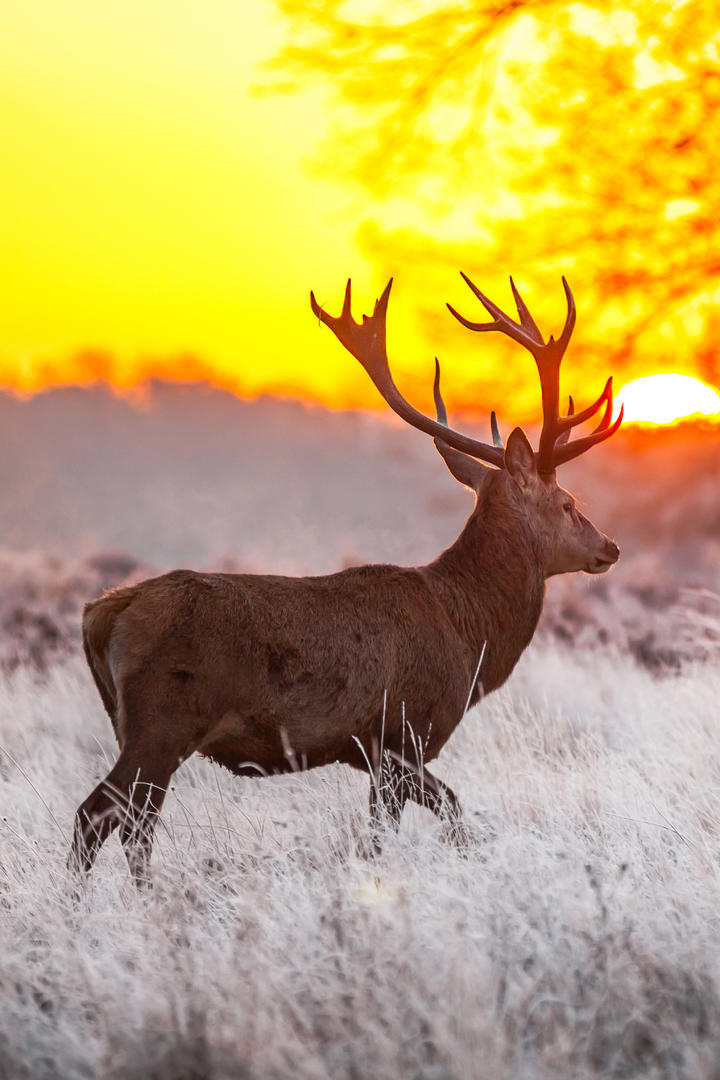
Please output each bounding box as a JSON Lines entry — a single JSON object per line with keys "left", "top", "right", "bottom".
{"left": 271, "top": 1, "right": 720, "bottom": 418}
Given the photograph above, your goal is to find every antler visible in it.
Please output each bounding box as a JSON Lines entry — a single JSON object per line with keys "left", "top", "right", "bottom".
{"left": 448, "top": 274, "right": 623, "bottom": 473}
{"left": 310, "top": 279, "right": 505, "bottom": 468}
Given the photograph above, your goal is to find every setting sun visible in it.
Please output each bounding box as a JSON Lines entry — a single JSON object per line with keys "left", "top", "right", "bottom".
{"left": 614, "top": 374, "right": 720, "bottom": 425}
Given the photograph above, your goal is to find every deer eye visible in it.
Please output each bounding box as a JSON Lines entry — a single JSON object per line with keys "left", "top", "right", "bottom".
{"left": 563, "top": 502, "right": 573, "bottom": 514}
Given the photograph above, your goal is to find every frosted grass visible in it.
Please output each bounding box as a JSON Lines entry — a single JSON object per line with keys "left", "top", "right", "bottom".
{"left": 2, "top": 645, "right": 720, "bottom": 1078}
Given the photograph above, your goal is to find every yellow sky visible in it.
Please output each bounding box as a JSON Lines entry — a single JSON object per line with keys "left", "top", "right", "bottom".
{"left": 0, "top": 0, "right": 387, "bottom": 403}
{"left": 2, "top": 2, "right": 718, "bottom": 426}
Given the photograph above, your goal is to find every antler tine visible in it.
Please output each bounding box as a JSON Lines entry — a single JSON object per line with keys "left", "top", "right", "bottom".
{"left": 490, "top": 410, "right": 503, "bottom": 449}
{"left": 555, "top": 396, "right": 573, "bottom": 447}
{"left": 311, "top": 281, "right": 504, "bottom": 468}
{"left": 554, "top": 405, "right": 624, "bottom": 466}
{"left": 510, "top": 275, "right": 613, "bottom": 472}
{"left": 447, "top": 272, "right": 544, "bottom": 353}
{"left": 555, "top": 276, "right": 576, "bottom": 354}
{"left": 341, "top": 277, "right": 352, "bottom": 318}
{"left": 448, "top": 273, "right": 622, "bottom": 471}
{"left": 558, "top": 377, "right": 612, "bottom": 431}
{"left": 435, "top": 359, "right": 506, "bottom": 449}
{"left": 433, "top": 357, "right": 448, "bottom": 425}
{"left": 509, "top": 277, "right": 544, "bottom": 344}
{"left": 592, "top": 393, "right": 613, "bottom": 434}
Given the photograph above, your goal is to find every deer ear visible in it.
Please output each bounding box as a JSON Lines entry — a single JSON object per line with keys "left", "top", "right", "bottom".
{"left": 504, "top": 427, "right": 537, "bottom": 483}
{"left": 434, "top": 438, "right": 488, "bottom": 490}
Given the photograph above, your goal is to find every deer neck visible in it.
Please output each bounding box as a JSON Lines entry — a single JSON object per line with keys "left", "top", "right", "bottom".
{"left": 425, "top": 479, "right": 546, "bottom": 695}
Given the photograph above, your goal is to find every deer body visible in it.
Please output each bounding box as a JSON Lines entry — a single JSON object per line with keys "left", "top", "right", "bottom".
{"left": 70, "top": 272, "right": 622, "bottom": 885}
{"left": 83, "top": 475, "right": 545, "bottom": 784}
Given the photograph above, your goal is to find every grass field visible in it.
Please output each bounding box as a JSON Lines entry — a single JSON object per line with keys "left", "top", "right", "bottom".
{"left": 1, "top": 393, "right": 719, "bottom": 1077}
{"left": 2, "top": 632, "right": 720, "bottom": 1079}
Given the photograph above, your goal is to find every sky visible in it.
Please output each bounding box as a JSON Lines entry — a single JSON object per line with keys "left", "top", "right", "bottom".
{"left": 1, "top": 0, "right": 718, "bottom": 424}
{"left": 0, "top": 1, "right": 382, "bottom": 404}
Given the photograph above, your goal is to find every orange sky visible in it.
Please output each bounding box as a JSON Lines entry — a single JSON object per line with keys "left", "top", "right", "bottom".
{"left": 1, "top": 1, "right": 718, "bottom": 424}
{"left": 0, "top": 1, "right": 387, "bottom": 405}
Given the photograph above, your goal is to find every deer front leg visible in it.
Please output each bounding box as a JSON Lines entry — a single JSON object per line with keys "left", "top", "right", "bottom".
{"left": 388, "top": 752, "right": 463, "bottom": 837}
{"left": 117, "top": 775, "right": 172, "bottom": 889}
{"left": 368, "top": 750, "right": 472, "bottom": 851}
{"left": 368, "top": 751, "right": 410, "bottom": 854}
{"left": 382, "top": 751, "right": 481, "bottom": 849}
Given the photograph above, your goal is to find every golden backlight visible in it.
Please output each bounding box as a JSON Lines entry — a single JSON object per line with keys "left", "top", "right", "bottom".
{"left": 0, "top": 1, "right": 374, "bottom": 406}
{"left": 1, "top": 1, "right": 719, "bottom": 423}
{"left": 614, "top": 374, "right": 720, "bottom": 426}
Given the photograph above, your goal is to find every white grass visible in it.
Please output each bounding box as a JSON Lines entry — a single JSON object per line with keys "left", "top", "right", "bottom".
{"left": 2, "top": 645, "right": 720, "bottom": 1078}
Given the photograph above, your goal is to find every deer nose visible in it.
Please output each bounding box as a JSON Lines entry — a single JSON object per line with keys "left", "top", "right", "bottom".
{"left": 604, "top": 539, "right": 620, "bottom": 563}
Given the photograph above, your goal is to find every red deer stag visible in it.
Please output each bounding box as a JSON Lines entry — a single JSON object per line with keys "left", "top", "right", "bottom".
{"left": 70, "top": 273, "right": 622, "bottom": 885}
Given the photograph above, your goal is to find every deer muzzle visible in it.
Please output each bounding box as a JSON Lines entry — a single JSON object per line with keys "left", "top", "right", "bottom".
{"left": 589, "top": 537, "right": 620, "bottom": 574}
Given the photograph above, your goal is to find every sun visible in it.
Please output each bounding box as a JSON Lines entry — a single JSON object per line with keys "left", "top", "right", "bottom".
{"left": 613, "top": 374, "right": 720, "bottom": 425}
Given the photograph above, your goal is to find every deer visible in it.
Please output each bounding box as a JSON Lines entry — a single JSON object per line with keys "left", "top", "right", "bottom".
{"left": 69, "top": 272, "right": 623, "bottom": 886}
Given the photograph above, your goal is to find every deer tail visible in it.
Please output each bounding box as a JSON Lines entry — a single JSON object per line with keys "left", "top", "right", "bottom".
{"left": 82, "top": 589, "right": 136, "bottom": 725}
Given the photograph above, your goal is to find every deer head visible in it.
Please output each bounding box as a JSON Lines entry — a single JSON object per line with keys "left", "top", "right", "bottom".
{"left": 311, "top": 275, "right": 622, "bottom": 578}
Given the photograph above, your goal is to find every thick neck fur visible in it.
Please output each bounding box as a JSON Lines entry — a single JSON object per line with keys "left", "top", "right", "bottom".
{"left": 424, "top": 471, "right": 546, "bottom": 697}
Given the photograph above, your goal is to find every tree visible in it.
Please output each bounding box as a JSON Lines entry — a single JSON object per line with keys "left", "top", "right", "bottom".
{"left": 271, "top": 0, "right": 720, "bottom": 418}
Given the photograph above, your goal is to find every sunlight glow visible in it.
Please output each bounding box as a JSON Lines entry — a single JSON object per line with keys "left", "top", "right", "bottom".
{"left": 1, "top": 1, "right": 719, "bottom": 419}
{"left": 614, "top": 374, "right": 720, "bottom": 425}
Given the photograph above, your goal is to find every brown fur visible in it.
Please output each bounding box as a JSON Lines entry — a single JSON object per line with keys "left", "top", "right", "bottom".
{"left": 69, "top": 437, "right": 618, "bottom": 886}
{"left": 82, "top": 590, "right": 135, "bottom": 723}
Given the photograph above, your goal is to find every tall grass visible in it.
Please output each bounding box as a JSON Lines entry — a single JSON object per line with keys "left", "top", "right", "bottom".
{"left": 2, "top": 644, "right": 720, "bottom": 1078}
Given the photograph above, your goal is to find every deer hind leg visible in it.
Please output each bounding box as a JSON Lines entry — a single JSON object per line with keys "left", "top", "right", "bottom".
{"left": 69, "top": 737, "right": 185, "bottom": 888}
{"left": 117, "top": 767, "right": 174, "bottom": 889}
{"left": 69, "top": 749, "right": 139, "bottom": 879}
